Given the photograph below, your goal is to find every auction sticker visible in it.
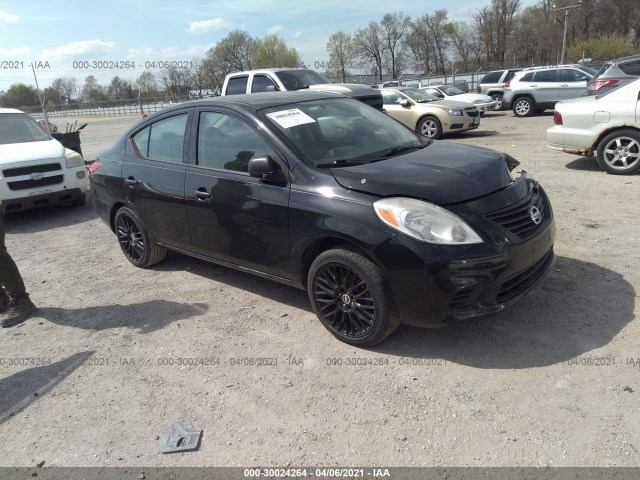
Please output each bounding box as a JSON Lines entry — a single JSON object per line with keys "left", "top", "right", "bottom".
{"left": 266, "top": 109, "right": 316, "bottom": 129}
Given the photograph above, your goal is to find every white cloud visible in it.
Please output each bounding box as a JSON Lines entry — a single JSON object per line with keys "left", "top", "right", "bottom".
{"left": 0, "top": 10, "right": 18, "bottom": 22}
{"left": 293, "top": 31, "right": 302, "bottom": 38}
{"left": 0, "top": 46, "right": 31, "bottom": 56}
{"left": 267, "top": 25, "right": 283, "bottom": 35}
{"left": 128, "top": 47, "right": 155, "bottom": 58}
{"left": 188, "top": 17, "right": 232, "bottom": 34}
{"left": 42, "top": 40, "right": 115, "bottom": 60}
{"left": 160, "top": 43, "right": 216, "bottom": 58}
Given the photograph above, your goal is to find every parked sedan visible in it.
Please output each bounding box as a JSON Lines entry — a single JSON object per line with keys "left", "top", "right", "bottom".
{"left": 420, "top": 85, "right": 498, "bottom": 112}
{"left": 380, "top": 87, "right": 481, "bottom": 139}
{"left": 547, "top": 77, "right": 640, "bottom": 175}
{"left": 91, "top": 91, "right": 555, "bottom": 346}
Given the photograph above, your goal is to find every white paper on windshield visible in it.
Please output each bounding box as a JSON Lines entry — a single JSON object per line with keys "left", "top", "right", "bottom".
{"left": 266, "top": 109, "right": 316, "bottom": 129}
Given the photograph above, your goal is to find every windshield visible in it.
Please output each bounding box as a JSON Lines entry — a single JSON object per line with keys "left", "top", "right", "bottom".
{"left": 261, "top": 98, "right": 422, "bottom": 167}
{"left": 275, "top": 70, "right": 330, "bottom": 90}
{"left": 0, "top": 113, "right": 51, "bottom": 145}
{"left": 402, "top": 88, "right": 440, "bottom": 103}
{"left": 438, "top": 85, "right": 464, "bottom": 96}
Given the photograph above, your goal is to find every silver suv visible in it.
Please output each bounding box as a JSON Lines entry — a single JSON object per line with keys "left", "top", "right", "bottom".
{"left": 475, "top": 69, "right": 522, "bottom": 110}
{"left": 502, "top": 66, "right": 593, "bottom": 117}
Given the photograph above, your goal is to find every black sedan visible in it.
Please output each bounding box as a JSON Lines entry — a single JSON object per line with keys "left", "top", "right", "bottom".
{"left": 91, "top": 91, "right": 555, "bottom": 346}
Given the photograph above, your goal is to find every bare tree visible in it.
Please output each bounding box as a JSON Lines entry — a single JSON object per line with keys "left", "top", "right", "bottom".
{"left": 353, "top": 22, "right": 386, "bottom": 80}
{"left": 446, "top": 21, "right": 473, "bottom": 71}
{"left": 406, "top": 16, "right": 434, "bottom": 75}
{"left": 380, "top": 12, "right": 411, "bottom": 78}
{"left": 475, "top": 0, "right": 521, "bottom": 69}
{"left": 60, "top": 77, "right": 77, "bottom": 102}
{"left": 425, "top": 10, "right": 450, "bottom": 74}
{"left": 326, "top": 31, "right": 354, "bottom": 82}
{"left": 136, "top": 71, "right": 158, "bottom": 97}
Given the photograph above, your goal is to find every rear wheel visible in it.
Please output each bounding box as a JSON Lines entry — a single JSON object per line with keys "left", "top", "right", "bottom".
{"left": 512, "top": 97, "right": 534, "bottom": 117}
{"left": 114, "top": 206, "right": 167, "bottom": 267}
{"left": 417, "top": 116, "right": 443, "bottom": 139}
{"left": 596, "top": 129, "right": 640, "bottom": 175}
{"left": 307, "top": 247, "right": 400, "bottom": 346}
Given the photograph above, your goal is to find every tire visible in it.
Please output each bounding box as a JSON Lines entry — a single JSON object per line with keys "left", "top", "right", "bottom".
{"left": 512, "top": 97, "right": 534, "bottom": 117}
{"left": 71, "top": 192, "right": 86, "bottom": 207}
{"left": 114, "top": 206, "right": 167, "bottom": 267}
{"left": 307, "top": 247, "right": 400, "bottom": 347}
{"left": 596, "top": 129, "right": 640, "bottom": 175}
{"left": 417, "top": 116, "right": 443, "bottom": 139}
{"left": 491, "top": 93, "right": 503, "bottom": 110}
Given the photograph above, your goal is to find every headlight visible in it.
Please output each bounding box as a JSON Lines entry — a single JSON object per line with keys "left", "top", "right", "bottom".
{"left": 373, "top": 197, "right": 483, "bottom": 245}
{"left": 65, "top": 151, "right": 85, "bottom": 169}
{"left": 500, "top": 152, "right": 520, "bottom": 172}
{"left": 446, "top": 109, "right": 463, "bottom": 116}
{"left": 473, "top": 100, "right": 483, "bottom": 104}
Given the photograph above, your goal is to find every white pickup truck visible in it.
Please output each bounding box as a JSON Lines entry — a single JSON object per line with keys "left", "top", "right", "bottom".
{"left": 221, "top": 68, "right": 383, "bottom": 110}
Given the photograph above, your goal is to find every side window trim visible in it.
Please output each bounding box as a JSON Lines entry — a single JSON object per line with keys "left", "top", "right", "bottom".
{"left": 129, "top": 109, "right": 192, "bottom": 165}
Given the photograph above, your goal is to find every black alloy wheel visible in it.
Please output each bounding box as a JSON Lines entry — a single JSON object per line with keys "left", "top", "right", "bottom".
{"left": 115, "top": 207, "right": 167, "bottom": 267}
{"left": 308, "top": 247, "right": 400, "bottom": 346}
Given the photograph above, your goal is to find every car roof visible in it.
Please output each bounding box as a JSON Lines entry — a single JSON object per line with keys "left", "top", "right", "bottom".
{"left": 0, "top": 108, "right": 25, "bottom": 114}
{"left": 227, "top": 68, "right": 312, "bottom": 75}
{"left": 147, "top": 91, "right": 345, "bottom": 116}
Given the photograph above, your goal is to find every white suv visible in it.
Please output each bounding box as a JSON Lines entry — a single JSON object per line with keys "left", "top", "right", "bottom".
{"left": 0, "top": 108, "right": 89, "bottom": 211}
{"left": 502, "top": 66, "right": 593, "bottom": 117}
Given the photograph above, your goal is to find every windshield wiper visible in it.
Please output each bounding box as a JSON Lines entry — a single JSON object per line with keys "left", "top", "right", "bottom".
{"left": 370, "top": 144, "right": 427, "bottom": 161}
{"left": 316, "top": 158, "right": 368, "bottom": 168}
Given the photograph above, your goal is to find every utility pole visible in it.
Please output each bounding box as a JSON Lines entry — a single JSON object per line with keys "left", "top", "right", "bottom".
{"left": 553, "top": 0, "right": 583, "bottom": 64}
{"left": 31, "top": 63, "right": 51, "bottom": 131}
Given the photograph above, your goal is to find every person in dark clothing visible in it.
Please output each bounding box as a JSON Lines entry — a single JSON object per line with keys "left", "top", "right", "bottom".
{"left": 0, "top": 199, "right": 36, "bottom": 327}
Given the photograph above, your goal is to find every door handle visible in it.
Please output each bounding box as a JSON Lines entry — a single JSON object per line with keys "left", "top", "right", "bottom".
{"left": 560, "top": 84, "right": 569, "bottom": 87}
{"left": 124, "top": 177, "right": 139, "bottom": 186}
{"left": 192, "top": 189, "right": 211, "bottom": 200}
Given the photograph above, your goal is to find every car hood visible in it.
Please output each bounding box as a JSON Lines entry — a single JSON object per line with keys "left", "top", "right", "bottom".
{"left": 455, "top": 93, "right": 494, "bottom": 103}
{"left": 0, "top": 138, "right": 65, "bottom": 164}
{"left": 330, "top": 142, "right": 513, "bottom": 205}
{"left": 421, "top": 99, "right": 476, "bottom": 110}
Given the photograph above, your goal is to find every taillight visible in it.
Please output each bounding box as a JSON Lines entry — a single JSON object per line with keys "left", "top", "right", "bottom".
{"left": 88, "top": 161, "right": 102, "bottom": 176}
{"left": 587, "top": 79, "right": 619, "bottom": 91}
{"left": 503, "top": 82, "right": 510, "bottom": 88}
{"left": 553, "top": 111, "right": 563, "bottom": 125}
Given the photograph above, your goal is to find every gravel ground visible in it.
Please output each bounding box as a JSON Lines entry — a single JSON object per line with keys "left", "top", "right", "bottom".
{"left": 0, "top": 110, "right": 638, "bottom": 469}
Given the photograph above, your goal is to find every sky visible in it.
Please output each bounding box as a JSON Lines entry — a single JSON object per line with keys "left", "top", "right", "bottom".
{"left": 0, "top": 0, "right": 540, "bottom": 92}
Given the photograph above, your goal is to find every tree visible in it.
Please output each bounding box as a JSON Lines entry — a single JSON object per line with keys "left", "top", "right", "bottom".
{"left": 253, "top": 34, "right": 301, "bottom": 68}
{"left": 353, "top": 22, "right": 386, "bottom": 80}
{"left": 446, "top": 22, "right": 473, "bottom": 72}
{"left": 50, "top": 78, "right": 64, "bottom": 104}
{"left": 1, "top": 83, "right": 39, "bottom": 107}
{"left": 380, "top": 12, "right": 410, "bottom": 78}
{"left": 60, "top": 77, "right": 77, "bottom": 103}
{"left": 326, "top": 31, "right": 355, "bottom": 82}
{"left": 82, "top": 75, "right": 99, "bottom": 102}
{"left": 568, "top": 33, "right": 634, "bottom": 62}
{"left": 406, "top": 16, "right": 434, "bottom": 75}
{"left": 474, "top": 0, "right": 521, "bottom": 69}
{"left": 425, "top": 10, "right": 450, "bottom": 74}
{"left": 136, "top": 71, "right": 158, "bottom": 97}
{"left": 202, "top": 30, "right": 258, "bottom": 91}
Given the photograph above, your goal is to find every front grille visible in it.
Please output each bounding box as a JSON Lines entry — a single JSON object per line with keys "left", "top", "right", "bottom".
{"left": 8, "top": 175, "right": 64, "bottom": 191}
{"left": 497, "top": 249, "right": 553, "bottom": 304}
{"left": 465, "top": 108, "right": 479, "bottom": 117}
{"left": 485, "top": 188, "right": 545, "bottom": 240}
{"left": 3, "top": 163, "right": 61, "bottom": 177}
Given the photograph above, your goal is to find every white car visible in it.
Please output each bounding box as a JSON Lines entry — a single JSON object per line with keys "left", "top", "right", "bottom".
{"left": 547, "top": 78, "right": 640, "bottom": 175}
{"left": 0, "top": 108, "right": 89, "bottom": 211}
{"left": 420, "top": 85, "right": 498, "bottom": 112}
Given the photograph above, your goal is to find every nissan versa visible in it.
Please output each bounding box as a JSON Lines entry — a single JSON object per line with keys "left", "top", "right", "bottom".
{"left": 91, "top": 91, "right": 556, "bottom": 346}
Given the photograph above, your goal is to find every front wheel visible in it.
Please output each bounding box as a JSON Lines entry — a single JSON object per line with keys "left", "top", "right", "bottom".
{"left": 417, "top": 116, "right": 443, "bottom": 139}
{"left": 512, "top": 97, "right": 534, "bottom": 117}
{"left": 596, "top": 129, "right": 640, "bottom": 175}
{"left": 114, "top": 206, "right": 167, "bottom": 267}
{"left": 307, "top": 247, "right": 400, "bottom": 346}
{"left": 491, "top": 93, "right": 503, "bottom": 110}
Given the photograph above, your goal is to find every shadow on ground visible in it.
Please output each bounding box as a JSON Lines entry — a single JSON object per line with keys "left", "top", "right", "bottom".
{"left": 37, "top": 300, "right": 208, "bottom": 333}
{"left": 564, "top": 156, "right": 605, "bottom": 173}
{"left": 0, "top": 351, "right": 94, "bottom": 425}
{"left": 4, "top": 199, "right": 98, "bottom": 234}
{"left": 150, "top": 253, "right": 633, "bottom": 370}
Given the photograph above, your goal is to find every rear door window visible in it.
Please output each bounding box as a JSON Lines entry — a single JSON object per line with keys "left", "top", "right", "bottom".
{"left": 533, "top": 70, "right": 557, "bottom": 82}
{"left": 226, "top": 76, "right": 248, "bottom": 95}
{"left": 132, "top": 114, "right": 188, "bottom": 162}
{"left": 480, "top": 71, "right": 502, "bottom": 83}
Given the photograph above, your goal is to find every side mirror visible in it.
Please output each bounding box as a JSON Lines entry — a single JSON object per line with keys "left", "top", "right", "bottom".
{"left": 248, "top": 155, "right": 282, "bottom": 181}
{"left": 265, "top": 85, "right": 278, "bottom": 92}
{"left": 399, "top": 99, "right": 411, "bottom": 107}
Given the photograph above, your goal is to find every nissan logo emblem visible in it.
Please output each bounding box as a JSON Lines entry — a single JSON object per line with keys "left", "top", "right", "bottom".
{"left": 529, "top": 205, "right": 542, "bottom": 225}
